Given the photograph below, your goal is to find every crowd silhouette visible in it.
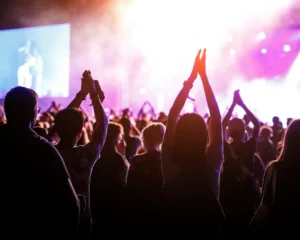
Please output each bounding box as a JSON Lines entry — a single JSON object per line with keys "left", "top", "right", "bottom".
{"left": 0, "top": 49, "right": 299, "bottom": 239}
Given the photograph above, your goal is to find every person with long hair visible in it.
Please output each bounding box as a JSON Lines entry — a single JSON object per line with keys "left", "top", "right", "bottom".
{"left": 248, "top": 119, "right": 300, "bottom": 239}
{"left": 220, "top": 90, "right": 261, "bottom": 239}
{"left": 161, "top": 49, "right": 225, "bottom": 237}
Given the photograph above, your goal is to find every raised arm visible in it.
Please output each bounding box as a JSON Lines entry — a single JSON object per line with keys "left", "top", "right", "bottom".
{"left": 196, "top": 49, "right": 222, "bottom": 147}
{"left": 67, "top": 76, "right": 89, "bottom": 109}
{"left": 162, "top": 52, "right": 199, "bottom": 181}
{"left": 131, "top": 124, "right": 141, "bottom": 136}
{"left": 235, "top": 90, "right": 260, "bottom": 139}
{"left": 146, "top": 101, "right": 157, "bottom": 120}
{"left": 222, "top": 91, "right": 239, "bottom": 139}
{"left": 85, "top": 73, "right": 108, "bottom": 150}
{"left": 137, "top": 102, "right": 146, "bottom": 119}
{"left": 162, "top": 82, "right": 193, "bottom": 149}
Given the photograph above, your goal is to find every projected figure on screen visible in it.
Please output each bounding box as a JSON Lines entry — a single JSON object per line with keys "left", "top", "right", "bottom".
{"left": 17, "top": 40, "right": 43, "bottom": 95}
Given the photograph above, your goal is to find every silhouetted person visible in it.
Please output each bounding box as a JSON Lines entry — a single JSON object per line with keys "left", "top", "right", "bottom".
{"left": 119, "top": 117, "right": 141, "bottom": 163}
{"left": 287, "top": 118, "right": 293, "bottom": 127}
{"left": 271, "top": 116, "right": 284, "bottom": 145}
{"left": 127, "top": 122, "right": 165, "bottom": 196}
{"left": 249, "top": 119, "right": 300, "bottom": 239}
{"left": 0, "top": 86, "right": 79, "bottom": 238}
{"left": 221, "top": 90, "right": 261, "bottom": 239}
{"left": 257, "top": 126, "right": 276, "bottom": 166}
{"left": 126, "top": 123, "right": 165, "bottom": 230}
{"left": 161, "top": 50, "right": 225, "bottom": 237}
{"left": 54, "top": 71, "right": 108, "bottom": 239}
{"left": 91, "top": 122, "right": 129, "bottom": 236}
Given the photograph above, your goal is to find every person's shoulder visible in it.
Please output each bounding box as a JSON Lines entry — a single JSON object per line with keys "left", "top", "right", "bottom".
{"left": 264, "top": 160, "right": 278, "bottom": 177}
{"left": 34, "top": 134, "right": 61, "bottom": 155}
{"left": 115, "top": 152, "right": 130, "bottom": 168}
{"left": 133, "top": 152, "right": 147, "bottom": 158}
{"left": 130, "top": 135, "right": 141, "bottom": 142}
{"left": 266, "top": 160, "right": 278, "bottom": 168}
{"left": 75, "top": 143, "right": 100, "bottom": 162}
{"left": 132, "top": 152, "right": 148, "bottom": 162}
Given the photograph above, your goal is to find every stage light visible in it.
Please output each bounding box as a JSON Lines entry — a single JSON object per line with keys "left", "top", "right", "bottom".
{"left": 283, "top": 44, "right": 291, "bottom": 52}
{"left": 230, "top": 49, "right": 236, "bottom": 55}
{"left": 139, "top": 88, "right": 146, "bottom": 95}
{"left": 225, "top": 33, "right": 233, "bottom": 42}
{"left": 257, "top": 32, "right": 266, "bottom": 41}
{"left": 261, "top": 48, "right": 267, "bottom": 54}
{"left": 141, "top": 65, "right": 148, "bottom": 73}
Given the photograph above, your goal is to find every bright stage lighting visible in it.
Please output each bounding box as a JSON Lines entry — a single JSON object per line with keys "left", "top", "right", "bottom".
{"left": 261, "top": 48, "right": 268, "bottom": 54}
{"left": 139, "top": 88, "right": 146, "bottom": 95}
{"left": 230, "top": 49, "right": 236, "bottom": 55}
{"left": 283, "top": 44, "right": 291, "bottom": 52}
{"left": 107, "top": 0, "right": 296, "bottom": 113}
{"left": 257, "top": 32, "right": 266, "bottom": 41}
{"left": 225, "top": 33, "right": 233, "bottom": 43}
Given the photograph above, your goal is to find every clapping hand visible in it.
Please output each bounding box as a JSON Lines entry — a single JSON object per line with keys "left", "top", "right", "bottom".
{"left": 195, "top": 48, "right": 207, "bottom": 78}
{"left": 233, "top": 90, "right": 244, "bottom": 106}
{"left": 188, "top": 50, "right": 201, "bottom": 82}
{"left": 81, "top": 70, "right": 95, "bottom": 94}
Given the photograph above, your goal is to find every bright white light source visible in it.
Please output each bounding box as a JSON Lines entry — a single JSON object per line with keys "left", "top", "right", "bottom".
{"left": 141, "top": 65, "right": 148, "bottom": 73}
{"left": 257, "top": 32, "right": 266, "bottom": 41}
{"left": 225, "top": 33, "right": 233, "bottom": 42}
{"left": 139, "top": 88, "right": 146, "bottom": 95}
{"left": 230, "top": 49, "right": 236, "bottom": 55}
{"left": 261, "top": 48, "right": 267, "bottom": 54}
{"left": 283, "top": 44, "right": 291, "bottom": 52}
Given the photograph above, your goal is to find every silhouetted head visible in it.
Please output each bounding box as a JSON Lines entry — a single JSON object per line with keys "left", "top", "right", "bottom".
{"left": 104, "top": 122, "right": 124, "bottom": 149}
{"left": 228, "top": 118, "right": 245, "bottom": 141}
{"left": 287, "top": 118, "right": 293, "bottom": 127}
{"left": 55, "top": 108, "right": 85, "bottom": 145}
{"left": 158, "top": 112, "right": 167, "bottom": 120}
{"left": 119, "top": 117, "right": 131, "bottom": 136}
{"left": 4, "top": 86, "right": 38, "bottom": 127}
{"left": 272, "top": 116, "right": 280, "bottom": 125}
{"left": 172, "top": 113, "right": 208, "bottom": 167}
{"left": 280, "top": 119, "right": 300, "bottom": 163}
{"left": 260, "top": 126, "right": 273, "bottom": 140}
{"left": 142, "top": 122, "right": 165, "bottom": 152}
{"left": 137, "top": 119, "right": 148, "bottom": 131}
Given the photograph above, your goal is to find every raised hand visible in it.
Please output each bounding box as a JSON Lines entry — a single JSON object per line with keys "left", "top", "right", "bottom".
{"left": 195, "top": 48, "right": 207, "bottom": 77}
{"left": 233, "top": 90, "right": 240, "bottom": 105}
{"left": 188, "top": 50, "right": 202, "bottom": 82}
{"left": 81, "top": 70, "right": 95, "bottom": 94}
{"left": 234, "top": 90, "right": 244, "bottom": 106}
